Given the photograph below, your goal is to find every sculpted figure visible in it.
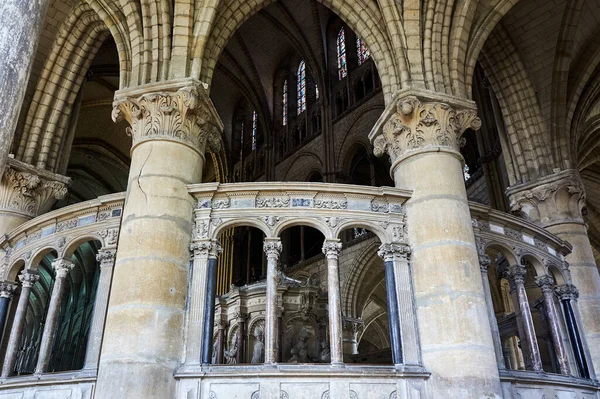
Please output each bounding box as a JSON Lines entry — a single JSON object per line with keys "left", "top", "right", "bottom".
{"left": 251, "top": 326, "right": 264, "bottom": 364}
{"left": 223, "top": 331, "right": 239, "bottom": 364}
{"left": 288, "top": 327, "right": 310, "bottom": 363}
{"left": 317, "top": 340, "right": 330, "bottom": 363}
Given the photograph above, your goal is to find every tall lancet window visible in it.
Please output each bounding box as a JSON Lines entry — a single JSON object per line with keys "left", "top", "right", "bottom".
{"left": 252, "top": 111, "right": 257, "bottom": 150}
{"left": 297, "top": 61, "right": 306, "bottom": 114}
{"left": 283, "top": 79, "right": 288, "bottom": 126}
{"left": 315, "top": 84, "right": 320, "bottom": 100}
{"left": 337, "top": 28, "right": 347, "bottom": 79}
{"left": 356, "top": 36, "right": 371, "bottom": 65}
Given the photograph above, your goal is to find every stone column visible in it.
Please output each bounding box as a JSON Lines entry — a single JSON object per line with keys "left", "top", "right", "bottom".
{"left": 342, "top": 318, "right": 362, "bottom": 357}
{"left": 505, "top": 264, "right": 543, "bottom": 371}
{"left": 0, "top": 282, "right": 18, "bottom": 342}
{"left": 555, "top": 284, "right": 591, "bottom": 378}
{"left": 536, "top": 275, "right": 570, "bottom": 375}
{"left": 263, "top": 238, "right": 282, "bottom": 365}
{"left": 216, "top": 321, "right": 225, "bottom": 364}
{"left": 182, "top": 239, "right": 221, "bottom": 370}
{"left": 201, "top": 241, "right": 222, "bottom": 365}
{"left": 377, "top": 243, "right": 416, "bottom": 366}
{"left": 1, "top": 269, "right": 39, "bottom": 377}
{"left": 235, "top": 312, "right": 247, "bottom": 364}
{"left": 0, "top": 159, "right": 68, "bottom": 237}
{"left": 82, "top": 248, "right": 116, "bottom": 371}
{"left": 322, "top": 239, "right": 343, "bottom": 365}
{"left": 35, "top": 258, "right": 74, "bottom": 374}
{"left": 508, "top": 169, "right": 600, "bottom": 377}
{"left": 0, "top": 0, "right": 50, "bottom": 174}
{"left": 369, "top": 90, "right": 502, "bottom": 397}
{"left": 479, "top": 254, "right": 505, "bottom": 370}
{"left": 95, "top": 80, "right": 222, "bottom": 399}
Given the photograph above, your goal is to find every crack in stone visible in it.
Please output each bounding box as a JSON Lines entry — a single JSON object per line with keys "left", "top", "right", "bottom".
{"left": 137, "top": 146, "right": 152, "bottom": 204}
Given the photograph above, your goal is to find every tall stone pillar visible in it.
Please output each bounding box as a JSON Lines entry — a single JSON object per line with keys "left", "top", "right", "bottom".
{"left": 508, "top": 169, "right": 600, "bottom": 378}
{"left": 95, "top": 79, "right": 222, "bottom": 399}
{"left": 35, "top": 258, "right": 74, "bottom": 374}
{"left": 83, "top": 248, "right": 116, "bottom": 371}
{"left": 369, "top": 90, "right": 502, "bottom": 397}
{"left": 263, "top": 238, "right": 282, "bottom": 365}
{"left": 1, "top": 269, "right": 39, "bottom": 377}
{"left": 479, "top": 254, "right": 505, "bottom": 370}
{"left": 505, "top": 264, "right": 543, "bottom": 371}
{"left": 0, "top": 282, "right": 17, "bottom": 342}
{"left": 0, "top": 0, "right": 50, "bottom": 174}
{"left": 201, "top": 241, "right": 222, "bottom": 365}
{"left": 536, "top": 275, "right": 570, "bottom": 375}
{"left": 322, "top": 239, "right": 343, "bottom": 365}
{"left": 0, "top": 159, "right": 68, "bottom": 237}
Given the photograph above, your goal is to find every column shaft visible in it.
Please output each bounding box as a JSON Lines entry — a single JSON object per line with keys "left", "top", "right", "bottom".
{"left": 0, "top": 282, "right": 17, "bottom": 344}
{"left": 0, "top": 0, "right": 50, "bottom": 172}
{"left": 323, "top": 240, "right": 343, "bottom": 365}
{"left": 35, "top": 259, "right": 74, "bottom": 374}
{"left": 201, "top": 257, "right": 218, "bottom": 365}
{"left": 556, "top": 285, "right": 590, "bottom": 378}
{"left": 536, "top": 276, "right": 570, "bottom": 375}
{"left": 263, "top": 239, "right": 281, "bottom": 364}
{"left": 83, "top": 249, "right": 115, "bottom": 370}
{"left": 480, "top": 256, "right": 505, "bottom": 370}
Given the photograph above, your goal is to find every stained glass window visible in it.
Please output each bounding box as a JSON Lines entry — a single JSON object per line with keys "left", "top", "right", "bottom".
{"left": 239, "top": 121, "right": 244, "bottom": 160}
{"left": 337, "top": 28, "right": 347, "bottom": 80}
{"left": 463, "top": 164, "right": 471, "bottom": 181}
{"left": 252, "top": 111, "right": 257, "bottom": 150}
{"left": 356, "top": 36, "right": 371, "bottom": 65}
{"left": 297, "top": 61, "right": 306, "bottom": 114}
{"left": 283, "top": 79, "right": 288, "bottom": 126}
{"left": 315, "top": 84, "right": 319, "bottom": 100}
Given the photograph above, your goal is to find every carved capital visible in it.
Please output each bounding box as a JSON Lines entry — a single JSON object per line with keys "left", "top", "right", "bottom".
{"left": 555, "top": 284, "right": 579, "bottom": 301}
{"left": 0, "top": 159, "right": 69, "bottom": 219}
{"left": 377, "top": 243, "right": 411, "bottom": 262}
{"left": 369, "top": 90, "right": 480, "bottom": 166}
{"left": 112, "top": 81, "right": 223, "bottom": 154}
{"left": 96, "top": 249, "right": 117, "bottom": 268}
{"left": 506, "top": 264, "right": 527, "bottom": 286}
{"left": 322, "top": 240, "right": 342, "bottom": 259}
{"left": 52, "top": 258, "right": 75, "bottom": 278}
{"left": 479, "top": 254, "right": 492, "bottom": 272}
{"left": 18, "top": 269, "right": 40, "bottom": 288}
{"left": 191, "top": 239, "right": 222, "bottom": 259}
{"left": 0, "top": 281, "right": 18, "bottom": 299}
{"left": 507, "top": 169, "right": 586, "bottom": 227}
{"left": 342, "top": 317, "right": 364, "bottom": 337}
{"left": 263, "top": 239, "right": 282, "bottom": 259}
{"left": 535, "top": 275, "right": 555, "bottom": 294}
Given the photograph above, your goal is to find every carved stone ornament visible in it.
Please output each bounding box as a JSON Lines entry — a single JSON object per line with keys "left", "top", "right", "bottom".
{"left": 506, "top": 169, "right": 586, "bottom": 227}
{"left": 0, "top": 281, "right": 18, "bottom": 298}
{"left": 263, "top": 239, "right": 282, "bottom": 258}
{"left": 369, "top": 90, "right": 481, "bottom": 165}
{"left": 0, "top": 159, "right": 69, "bottom": 218}
{"left": 506, "top": 264, "right": 527, "bottom": 286}
{"left": 96, "top": 249, "right": 117, "bottom": 268}
{"left": 98, "top": 228, "right": 119, "bottom": 246}
{"left": 18, "top": 269, "right": 40, "bottom": 288}
{"left": 555, "top": 284, "right": 579, "bottom": 301}
{"left": 52, "top": 258, "right": 75, "bottom": 278}
{"left": 112, "top": 82, "right": 222, "bottom": 153}
{"left": 377, "top": 243, "right": 411, "bottom": 262}
{"left": 190, "top": 240, "right": 222, "bottom": 258}
{"left": 535, "top": 275, "right": 555, "bottom": 294}
{"left": 479, "top": 254, "right": 492, "bottom": 272}
{"left": 322, "top": 241, "right": 342, "bottom": 258}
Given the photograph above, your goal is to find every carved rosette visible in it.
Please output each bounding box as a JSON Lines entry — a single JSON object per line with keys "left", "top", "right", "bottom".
{"left": 555, "top": 284, "right": 579, "bottom": 301}
{"left": 112, "top": 83, "right": 222, "bottom": 153}
{"left": 0, "top": 281, "right": 18, "bottom": 299}
{"left": 322, "top": 241, "right": 342, "bottom": 259}
{"left": 96, "top": 249, "right": 117, "bottom": 268}
{"left": 52, "top": 259, "right": 75, "bottom": 278}
{"left": 507, "top": 169, "right": 586, "bottom": 227}
{"left": 377, "top": 243, "right": 411, "bottom": 262}
{"left": 18, "top": 269, "right": 40, "bottom": 288}
{"left": 263, "top": 239, "right": 282, "bottom": 259}
{"left": 191, "top": 240, "right": 222, "bottom": 259}
{"left": 370, "top": 91, "right": 481, "bottom": 165}
{"left": 0, "top": 160, "right": 69, "bottom": 218}
{"left": 535, "top": 275, "right": 555, "bottom": 295}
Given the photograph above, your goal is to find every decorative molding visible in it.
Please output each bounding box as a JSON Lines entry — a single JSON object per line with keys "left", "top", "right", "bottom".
{"left": 112, "top": 82, "right": 222, "bottom": 153}
{"left": 263, "top": 239, "right": 282, "bottom": 258}
{"left": 504, "top": 227, "right": 523, "bottom": 241}
{"left": 555, "top": 284, "right": 579, "bottom": 301}
{"left": 506, "top": 264, "right": 527, "bottom": 286}
{"left": 0, "top": 281, "right": 18, "bottom": 298}
{"left": 535, "top": 275, "right": 555, "bottom": 294}
{"left": 479, "top": 254, "right": 492, "bottom": 272}
{"left": 377, "top": 243, "right": 411, "bottom": 262}
{"left": 256, "top": 197, "right": 290, "bottom": 208}
{"left": 51, "top": 258, "right": 75, "bottom": 278}
{"left": 190, "top": 240, "right": 222, "bottom": 259}
{"left": 314, "top": 199, "right": 347, "bottom": 209}
{"left": 96, "top": 249, "right": 117, "bottom": 268}
{"left": 322, "top": 241, "right": 342, "bottom": 258}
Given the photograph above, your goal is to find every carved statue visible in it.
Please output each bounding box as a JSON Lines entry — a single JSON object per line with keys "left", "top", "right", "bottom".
{"left": 224, "top": 331, "right": 239, "bottom": 364}
{"left": 288, "top": 328, "right": 310, "bottom": 363}
{"left": 251, "top": 326, "right": 264, "bottom": 364}
{"left": 316, "top": 339, "right": 331, "bottom": 363}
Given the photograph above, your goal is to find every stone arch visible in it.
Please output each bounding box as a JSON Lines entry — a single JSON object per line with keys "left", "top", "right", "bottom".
{"left": 335, "top": 104, "right": 384, "bottom": 167}
{"left": 281, "top": 152, "right": 323, "bottom": 181}
{"left": 16, "top": 3, "right": 112, "bottom": 173}
{"left": 29, "top": 247, "right": 59, "bottom": 270}
{"left": 274, "top": 218, "right": 331, "bottom": 240}
{"left": 547, "top": 263, "right": 568, "bottom": 286}
{"left": 6, "top": 259, "right": 26, "bottom": 282}
{"left": 520, "top": 254, "right": 546, "bottom": 277}
{"left": 194, "top": 0, "right": 403, "bottom": 102}
{"left": 213, "top": 219, "right": 271, "bottom": 239}
{"left": 62, "top": 234, "right": 106, "bottom": 259}
{"left": 334, "top": 221, "right": 387, "bottom": 244}
{"left": 485, "top": 241, "right": 519, "bottom": 266}
{"left": 341, "top": 240, "right": 382, "bottom": 318}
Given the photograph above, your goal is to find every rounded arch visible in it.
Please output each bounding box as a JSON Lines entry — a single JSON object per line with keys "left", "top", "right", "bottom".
{"left": 281, "top": 152, "right": 323, "bottom": 181}
{"left": 520, "top": 253, "right": 546, "bottom": 277}
{"left": 62, "top": 234, "right": 106, "bottom": 259}
{"left": 546, "top": 263, "right": 568, "bottom": 285}
{"left": 213, "top": 219, "right": 271, "bottom": 239}
{"left": 485, "top": 241, "right": 519, "bottom": 266}
{"left": 6, "top": 259, "right": 26, "bottom": 282}
{"left": 334, "top": 221, "right": 387, "bottom": 244}
{"left": 274, "top": 218, "right": 332, "bottom": 239}
{"left": 29, "top": 247, "right": 59, "bottom": 270}
{"left": 341, "top": 240, "right": 382, "bottom": 318}
{"left": 335, "top": 104, "right": 384, "bottom": 166}
{"left": 195, "top": 0, "right": 402, "bottom": 102}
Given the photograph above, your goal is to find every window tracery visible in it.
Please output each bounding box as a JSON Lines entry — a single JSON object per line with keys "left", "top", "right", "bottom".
{"left": 337, "top": 28, "right": 347, "bottom": 80}
{"left": 297, "top": 61, "right": 306, "bottom": 114}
